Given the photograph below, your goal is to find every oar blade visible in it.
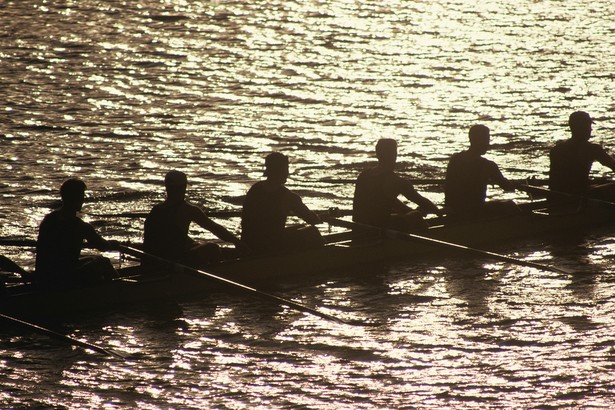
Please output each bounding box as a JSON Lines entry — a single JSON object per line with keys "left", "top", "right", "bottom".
{"left": 0, "top": 313, "right": 125, "bottom": 359}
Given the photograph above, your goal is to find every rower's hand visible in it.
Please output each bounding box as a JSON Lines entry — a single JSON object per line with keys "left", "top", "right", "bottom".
{"left": 234, "top": 240, "right": 252, "bottom": 255}
{"left": 104, "top": 240, "right": 122, "bottom": 251}
{"left": 420, "top": 205, "right": 444, "bottom": 217}
{"left": 326, "top": 207, "right": 343, "bottom": 219}
{"left": 509, "top": 179, "right": 522, "bottom": 188}
{"left": 526, "top": 176, "right": 540, "bottom": 186}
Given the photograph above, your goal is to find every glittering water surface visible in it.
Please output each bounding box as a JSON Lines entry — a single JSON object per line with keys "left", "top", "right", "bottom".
{"left": 2, "top": 0, "right": 615, "bottom": 408}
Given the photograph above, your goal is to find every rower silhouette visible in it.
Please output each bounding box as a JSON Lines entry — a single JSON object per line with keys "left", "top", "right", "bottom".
{"left": 35, "top": 178, "right": 119, "bottom": 287}
{"left": 241, "top": 152, "right": 323, "bottom": 254}
{"left": 143, "top": 170, "right": 244, "bottom": 267}
{"left": 353, "top": 138, "right": 442, "bottom": 232}
{"left": 445, "top": 124, "right": 519, "bottom": 220}
{"left": 549, "top": 111, "right": 615, "bottom": 206}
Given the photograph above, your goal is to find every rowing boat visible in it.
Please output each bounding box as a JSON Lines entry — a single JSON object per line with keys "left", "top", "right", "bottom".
{"left": 212, "top": 202, "right": 614, "bottom": 281}
{"left": 2, "top": 201, "right": 614, "bottom": 320}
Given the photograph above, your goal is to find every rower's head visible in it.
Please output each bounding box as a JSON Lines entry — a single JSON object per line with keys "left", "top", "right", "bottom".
{"left": 375, "top": 138, "right": 397, "bottom": 170}
{"left": 469, "top": 124, "right": 490, "bottom": 155}
{"left": 264, "top": 152, "right": 289, "bottom": 184}
{"left": 164, "top": 170, "right": 188, "bottom": 201}
{"left": 60, "top": 178, "right": 86, "bottom": 212}
{"left": 569, "top": 111, "right": 593, "bottom": 141}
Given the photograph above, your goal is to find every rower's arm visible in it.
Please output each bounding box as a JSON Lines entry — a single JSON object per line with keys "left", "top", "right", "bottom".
{"left": 289, "top": 193, "right": 322, "bottom": 225}
{"left": 82, "top": 222, "right": 116, "bottom": 251}
{"left": 488, "top": 162, "right": 515, "bottom": 192}
{"left": 391, "top": 198, "right": 412, "bottom": 213}
{"left": 400, "top": 180, "right": 442, "bottom": 216}
{"left": 497, "top": 177, "right": 515, "bottom": 192}
{"left": 594, "top": 146, "right": 615, "bottom": 172}
{"left": 193, "top": 207, "right": 242, "bottom": 245}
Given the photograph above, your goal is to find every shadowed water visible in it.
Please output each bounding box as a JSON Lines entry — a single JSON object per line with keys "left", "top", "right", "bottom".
{"left": 1, "top": 0, "right": 615, "bottom": 408}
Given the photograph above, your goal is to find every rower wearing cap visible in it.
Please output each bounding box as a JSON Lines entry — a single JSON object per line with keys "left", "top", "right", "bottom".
{"left": 241, "top": 152, "right": 323, "bottom": 254}
{"left": 143, "top": 170, "right": 244, "bottom": 267}
{"left": 549, "top": 111, "right": 615, "bottom": 204}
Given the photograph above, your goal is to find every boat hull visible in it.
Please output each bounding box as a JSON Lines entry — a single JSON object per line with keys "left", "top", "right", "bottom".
{"left": 2, "top": 205, "right": 613, "bottom": 320}
{"left": 215, "top": 205, "right": 615, "bottom": 284}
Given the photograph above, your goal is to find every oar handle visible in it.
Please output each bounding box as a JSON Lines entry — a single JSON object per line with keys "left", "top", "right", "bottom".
{"left": 516, "top": 182, "right": 615, "bottom": 208}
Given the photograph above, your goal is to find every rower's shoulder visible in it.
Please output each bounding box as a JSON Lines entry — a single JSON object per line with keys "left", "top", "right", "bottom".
{"left": 179, "top": 200, "right": 204, "bottom": 216}
{"left": 551, "top": 139, "right": 605, "bottom": 156}
{"left": 145, "top": 201, "right": 166, "bottom": 217}
{"left": 447, "top": 149, "right": 472, "bottom": 164}
{"left": 147, "top": 200, "right": 196, "bottom": 217}
{"left": 246, "top": 180, "right": 267, "bottom": 193}
{"left": 357, "top": 166, "right": 396, "bottom": 181}
{"left": 247, "top": 180, "right": 288, "bottom": 195}
{"left": 40, "top": 209, "right": 83, "bottom": 226}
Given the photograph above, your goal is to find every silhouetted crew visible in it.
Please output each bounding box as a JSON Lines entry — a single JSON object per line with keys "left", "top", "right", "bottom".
{"left": 144, "top": 170, "right": 243, "bottom": 266}
{"left": 35, "top": 178, "right": 119, "bottom": 286}
{"left": 445, "top": 125, "right": 519, "bottom": 219}
{"left": 549, "top": 111, "right": 615, "bottom": 203}
{"left": 241, "top": 152, "right": 323, "bottom": 254}
{"left": 353, "top": 139, "right": 441, "bottom": 231}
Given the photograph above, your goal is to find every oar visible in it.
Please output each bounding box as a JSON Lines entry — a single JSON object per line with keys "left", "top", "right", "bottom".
{"left": 0, "top": 238, "right": 135, "bottom": 249}
{"left": 327, "top": 217, "right": 574, "bottom": 275}
{"left": 86, "top": 208, "right": 353, "bottom": 219}
{"left": 318, "top": 176, "right": 549, "bottom": 186}
{"left": 118, "top": 245, "right": 367, "bottom": 326}
{"left": 0, "top": 313, "right": 125, "bottom": 358}
{"left": 318, "top": 177, "right": 447, "bottom": 185}
{"left": 0, "top": 239, "right": 37, "bottom": 247}
{"left": 516, "top": 183, "right": 615, "bottom": 208}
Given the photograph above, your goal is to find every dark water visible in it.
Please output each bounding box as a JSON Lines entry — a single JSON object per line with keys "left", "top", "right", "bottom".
{"left": 2, "top": 0, "right": 615, "bottom": 408}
